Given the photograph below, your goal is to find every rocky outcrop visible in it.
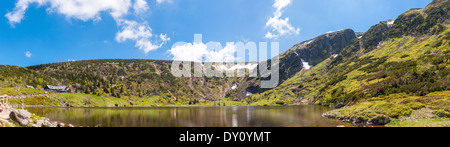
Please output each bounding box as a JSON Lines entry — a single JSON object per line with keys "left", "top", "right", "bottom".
{"left": 244, "top": 29, "right": 357, "bottom": 95}
{"left": 387, "top": 0, "right": 449, "bottom": 38}
{"left": 283, "top": 29, "right": 357, "bottom": 66}
{"left": 41, "top": 117, "right": 58, "bottom": 127}
{"left": 9, "top": 109, "right": 31, "bottom": 126}
{"left": 275, "top": 29, "right": 357, "bottom": 83}
{"left": 322, "top": 112, "right": 391, "bottom": 126}
{"left": 5, "top": 108, "right": 73, "bottom": 127}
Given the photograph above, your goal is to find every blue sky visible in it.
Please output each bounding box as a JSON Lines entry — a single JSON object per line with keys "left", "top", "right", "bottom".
{"left": 0, "top": 0, "right": 432, "bottom": 67}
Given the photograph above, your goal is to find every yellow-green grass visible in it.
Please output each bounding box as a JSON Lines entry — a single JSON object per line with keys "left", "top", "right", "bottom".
{"left": 324, "top": 91, "right": 450, "bottom": 126}
{"left": 367, "top": 29, "right": 450, "bottom": 63}
{"left": 0, "top": 87, "right": 45, "bottom": 95}
{"left": 8, "top": 92, "right": 250, "bottom": 107}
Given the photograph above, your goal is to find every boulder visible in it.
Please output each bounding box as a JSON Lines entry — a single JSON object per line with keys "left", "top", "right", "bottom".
{"left": 34, "top": 119, "right": 44, "bottom": 127}
{"left": 368, "top": 116, "right": 391, "bottom": 125}
{"left": 42, "top": 117, "right": 57, "bottom": 127}
{"left": 0, "top": 118, "right": 13, "bottom": 127}
{"left": 57, "top": 123, "right": 65, "bottom": 127}
{"left": 67, "top": 124, "right": 75, "bottom": 127}
{"left": 9, "top": 109, "right": 32, "bottom": 126}
{"left": 334, "top": 103, "right": 345, "bottom": 109}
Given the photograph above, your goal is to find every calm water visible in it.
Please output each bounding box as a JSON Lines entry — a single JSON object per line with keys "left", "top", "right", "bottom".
{"left": 26, "top": 105, "right": 353, "bottom": 127}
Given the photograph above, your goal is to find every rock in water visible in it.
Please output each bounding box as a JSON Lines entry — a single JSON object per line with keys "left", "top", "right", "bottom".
{"left": 9, "top": 109, "right": 32, "bottom": 126}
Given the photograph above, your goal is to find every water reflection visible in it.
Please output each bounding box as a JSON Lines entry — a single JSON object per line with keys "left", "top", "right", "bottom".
{"left": 26, "top": 105, "right": 353, "bottom": 127}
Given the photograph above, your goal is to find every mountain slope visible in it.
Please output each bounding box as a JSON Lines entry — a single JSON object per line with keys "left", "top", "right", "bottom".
{"left": 250, "top": 0, "right": 450, "bottom": 125}
{"left": 280, "top": 29, "right": 356, "bottom": 80}
{"left": 26, "top": 59, "right": 243, "bottom": 103}
{"left": 242, "top": 29, "right": 356, "bottom": 95}
{"left": 0, "top": 65, "right": 59, "bottom": 88}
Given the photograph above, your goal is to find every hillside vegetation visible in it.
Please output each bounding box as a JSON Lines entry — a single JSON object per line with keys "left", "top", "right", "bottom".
{"left": 248, "top": 0, "right": 450, "bottom": 126}
{"left": 25, "top": 59, "right": 248, "bottom": 103}
{"left": 0, "top": 65, "right": 59, "bottom": 88}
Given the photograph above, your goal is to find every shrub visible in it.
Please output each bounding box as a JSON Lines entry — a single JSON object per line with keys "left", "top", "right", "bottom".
{"left": 324, "top": 101, "right": 413, "bottom": 125}
{"left": 405, "top": 102, "right": 426, "bottom": 110}
{"left": 434, "top": 110, "right": 450, "bottom": 118}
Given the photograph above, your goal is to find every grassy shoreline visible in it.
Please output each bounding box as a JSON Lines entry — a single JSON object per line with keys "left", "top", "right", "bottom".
{"left": 3, "top": 88, "right": 291, "bottom": 107}
{"left": 323, "top": 91, "right": 450, "bottom": 127}
{"left": 7, "top": 92, "right": 251, "bottom": 108}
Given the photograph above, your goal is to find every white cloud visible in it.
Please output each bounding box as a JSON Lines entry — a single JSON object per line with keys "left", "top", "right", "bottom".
{"left": 116, "top": 19, "right": 153, "bottom": 42}
{"left": 169, "top": 42, "right": 237, "bottom": 62}
{"left": 265, "top": 0, "right": 300, "bottom": 39}
{"left": 205, "top": 43, "right": 237, "bottom": 62}
{"left": 156, "top": 0, "right": 173, "bottom": 4}
{"left": 6, "top": 0, "right": 170, "bottom": 54}
{"left": 135, "top": 39, "right": 162, "bottom": 54}
{"left": 115, "top": 19, "right": 170, "bottom": 54}
{"left": 265, "top": 32, "right": 276, "bottom": 39}
{"left": 133, "top": 0, "right": 149, "bottom": 14}
{"left": 169, "top": 43, "right": 208, "bottom": 62}
{"left": 273, "top": 0, "right": 291, "bottom": 11}
{"left": 25, "top": 51, "right": 32, "bottom": 58}
{"left": 6, "top": 0, "right": 132, "bottom": 25}
{"left": 160, "top": 34, "right": 170, "bottom": 42}
{"left": 4, "top": 0, "right": 32, "bottom": 27}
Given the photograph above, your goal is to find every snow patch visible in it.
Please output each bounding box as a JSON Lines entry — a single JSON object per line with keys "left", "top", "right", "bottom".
{"left": 377, "top": 41, "right": 383, "bottom": 49}
{"left": 326, "top": 29, "right": 344, "bottom": 34}
{"left": 332, "top": 54, "right": 338, "bottom": 58}
{"left": 301, "top": 59, "right": 312, "bottom": 70}
{"left": 216, "top": 64, "right": 258, "bottom": 71}
{"left": 293, "top": 51, "right": 299, "bottom": 57}
{"left": 231, "top": 85, "right": 237, "bottom": 90}
{"left": 387, "top": 20, "right": 395, "bottom": 27}
{"left": 305, "top": 40, "right": 314, "bottom": 45}
{"left": 246, "top": 91, "right": 253, "bottom": 96}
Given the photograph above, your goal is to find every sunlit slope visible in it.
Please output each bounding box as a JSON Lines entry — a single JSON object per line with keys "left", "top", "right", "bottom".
{"left": 249, "top": 0, "right": 449, "bottom": 106}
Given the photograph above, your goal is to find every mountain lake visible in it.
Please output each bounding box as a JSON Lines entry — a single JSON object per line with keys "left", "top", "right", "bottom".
{"left": 25, "top": 105, "right": 354, "bottom": 127}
